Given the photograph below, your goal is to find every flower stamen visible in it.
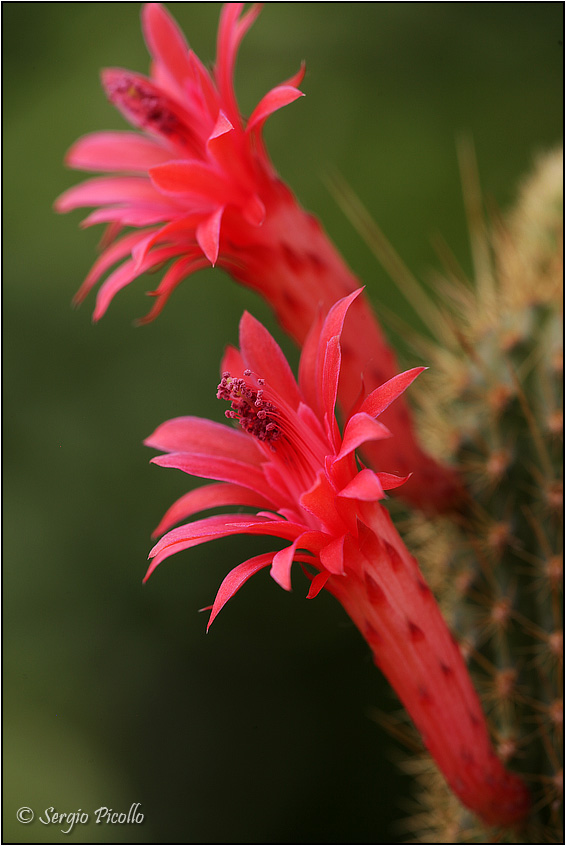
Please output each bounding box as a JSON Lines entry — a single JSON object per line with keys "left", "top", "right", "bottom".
{"left": 103, "top": 71, "right": 199, "bottom": 152}
{"left": 217, "top": 371, "right": 281, "bottom": 445}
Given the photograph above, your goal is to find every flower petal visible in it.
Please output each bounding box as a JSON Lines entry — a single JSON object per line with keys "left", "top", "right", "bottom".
{"left": 79, "top": 207, "right": 173, "bottom": 228}
{"left": 142, "top": 3, "right": 193, "bottom": 90}
{"left": 149, "top": 160, "right": 232, "bottom": 201}
{"left": 270, "top": 529, "right": 330, "bottom": 591}
{"left": 150, "top": 452, "right": 281, "bottom": 504}
{"left": 146, "top": 514, "right": 306, "bottom": 579}
{"left": 188, "top": 49, "right": 220, "bottom": 120}
{"left": 317, "top": 288, "right": 363, "bottom": 362}
{"left": 196, "top": 205, "right": 224, "bottom": 265}
{"left": 238, "top": 311, "right": 302, "bottom": 407}
{"left": 337, "top": 412, "right": 391, "bottom": 460}
{"left": 72, "top": 229, "right": 156, "bottom": 306}
{"left": 281, "top": 61, "right": 307, "bottom": 91}
{"left": 208, "top": 110, "right": 234, "bottom": 143}
{"left": 358, "top": 367, "right": 427, "bottom": 419}
{"left": 377, "top": 471, "right": 412, "bottom": 491}
{"left": 247, "top": 84, "right": 304, "bottom": 132}
{"left": 300, "top": 472, "right": 345, "bottom": 536}
{"left": 298, "top": 307, "right": 325, "bottom": 412}
{"left": 137, "top": 254, "right": 209, "bottom": 325}
{"left": 338, "top": 468, "right": 385, "bottom": 501}
{"left": 315, "top": 288, "right": 363, "bottom": 416}
{"left": 151, "top": 515, "right": 304, "bottom": 558}
{"left": 206, "top": 552, "right": 275, "bottom": 631}
{"left": 93, "top": 246, "right": 182, "bottom": 321}
{"left": 241, "top": 194, "right": 265, "bottom": 227}
{"left": 55, "top": 176, "right": 170, "bottom": 213}
{"left": 90, "top": 245, "right": 178, "bottom": 320}
{"left": 152, "top": 482, "right": 275, "bottom": 538}
{"left": 271, "top": 542, "right": 297, "bottom": 591}
{"left": 306, "top": 570, "right": 329, "bottom": 599}
{"left": 319, "top": 534, "right": 346, "bottom": 576}
{"left": 216, "top": 3, "right": 261, "bottom": 124}
{"left": 145, "top": 415, "right": 261, "bottom": 463}
{"left": 321, "top": 334, "right": 342, "bottom": 444}
{"left": 220, "top": 344, "right": 246, "bottom": 378}
{"left": 131, "top": 215, "right": 203, "bottom": 269}
{"left": 65, "top": 131, "right": 171, "bottom": 172}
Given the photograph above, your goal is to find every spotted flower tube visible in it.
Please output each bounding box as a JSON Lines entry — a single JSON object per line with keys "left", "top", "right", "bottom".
{"left": 145, "top": 289, "right": 529, "bottom": 828}
{"left": 55, "top": 2, "right": 462, "bottom": 513}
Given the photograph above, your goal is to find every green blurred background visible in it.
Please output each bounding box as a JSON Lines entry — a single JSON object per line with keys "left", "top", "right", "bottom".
{"left": 4, "top": 3, "right": 562, "bottom": 843}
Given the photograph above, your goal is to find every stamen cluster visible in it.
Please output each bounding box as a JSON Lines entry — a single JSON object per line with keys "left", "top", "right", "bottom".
{"left": 105, "top": 72, "right": 194, "bottom": 149}
{"left": 217, "top": 370, "right": 280, "bottom": 445}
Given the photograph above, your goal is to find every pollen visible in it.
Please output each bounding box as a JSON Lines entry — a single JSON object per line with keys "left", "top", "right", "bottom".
{"left": 217, "top": 371, "right": 281, "bottom": 446}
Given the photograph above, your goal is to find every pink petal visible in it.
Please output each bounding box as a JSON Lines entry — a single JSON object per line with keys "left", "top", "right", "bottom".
{"left": 321, "top": 334, "right": 341, "bottom": 442}
{"left": 297, "top": 402, "right": 328, "bottom": 444}
{"left": 196, "top": 206, "right": 224, "bottom": 265}
{"left": 131, "top": 214, "right": 203, "bottom": 269}
{"left": 338, "top": 468, "right": 386, "bottom": 501}
{"left": 281, "top": 61, "right": 307, "bottom": 91}
{"left": 358, "top": 367, "right": 427, "bottom": 419}
{"left": 319, "top": 534, "right": 346, "bottom": 576}
{"left": 271, "top": 542, "right": 297, "bottom": 591}
{"left": 188, "top": 50, "right": 219, "bottom": 120}
{"left": 150, "top": 452, "right": 280, "bottom": 504}
{"left": 300, "top": 472, "right": 344, "bottom": 536}
{"left": 150, "top": 515, "right": 303, "bottom": 560}
{"left": 145, "top": 513, "right": 274, "bottom": 581}
{"left": 55, "top": 176, "right": 168, "bottom": 213}
{"left": 220, "top": 344, "right": 246, "bottom": 378}
{"left": 65, "top": 131, "right": 171, "bottom": 172}
{"left": 142, "top": 3, "right": 193, "bottom": 89}
{"left": 377, "top": 471, "right": 412, "bottom": 491}
{"left": 315, "top": 289, "right": 363, "bottom": 415}
{"left": 216, "top": 3, "right": 261, "bottom": 124}
{"left": 238, "top": 311, "right": 301, "bottom": 407}
{"left": 270, "top": 529, "right": 331, "bottom": 591}
{"left": 145, "top": 415, "right": 262, "bottom": 464}
{"left": 241, "top": 194, "right": 265, "bottom": 227}
{"left": 337, "top": 412, "right": 391, "bottom": 460}
{"left": 306, "top": 571, "right": 329, "bottom": 599}
{"left": 208, "top": 110, "right": 234, "bottom": 143}
{"left": 73, "top": 229, "right": 155, "bottom": 306}
{"left": 152, "top": 482, "right": 275, "bottom": 538}
{"left": 317, "top": 288, "right": 363, "bottom": 361}
{"left": 150, "top": 160, "right": 232, "bottom": 201}
{"left": 137, "top": 254, "right": 208, "bottom": 325}
{"left": 92, "top": 245, "right": 182, "bottom": 321}
{"left": 79, "top": 207, "right": 174, "bottom": 228}
{"left": 206, "top": 552, "right": 275, "bottom": 630}
{"left": 146, "top": 515, "right": 307, "bottom": 579}
{"left": 247, "top": 85, "right": 305, "bottom": 132}
{"left": 298, "top": 308, "right": 325, "bottom": 413}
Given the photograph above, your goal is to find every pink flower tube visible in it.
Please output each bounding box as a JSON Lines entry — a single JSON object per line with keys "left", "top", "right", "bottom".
{"left": 55, "top": 2, "right": 462, "bottom": 514}
{"left": 145, "top": 289, "right": 529, "bottom": 828}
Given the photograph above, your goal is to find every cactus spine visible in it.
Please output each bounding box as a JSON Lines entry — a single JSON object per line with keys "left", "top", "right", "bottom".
{"left": 334, "top": 146, "right": 563, "bottom": 842}
{"left": 405, "top": 146, "right": 563, "bottom": 843}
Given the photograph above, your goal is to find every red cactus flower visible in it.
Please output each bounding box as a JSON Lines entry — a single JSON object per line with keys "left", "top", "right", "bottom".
{"left": 55, "top": 2, "right": 462, "bottom": 513}
{"left": 145, "top": 289, "right": 529, "bottom": 828}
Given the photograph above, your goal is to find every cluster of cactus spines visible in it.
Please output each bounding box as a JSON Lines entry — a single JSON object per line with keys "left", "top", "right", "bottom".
{"left": 406, "top": 146, "right": 563, "bottom": 844}
{"left": 342, "top": 146, "right": 563, "bottom": 843}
